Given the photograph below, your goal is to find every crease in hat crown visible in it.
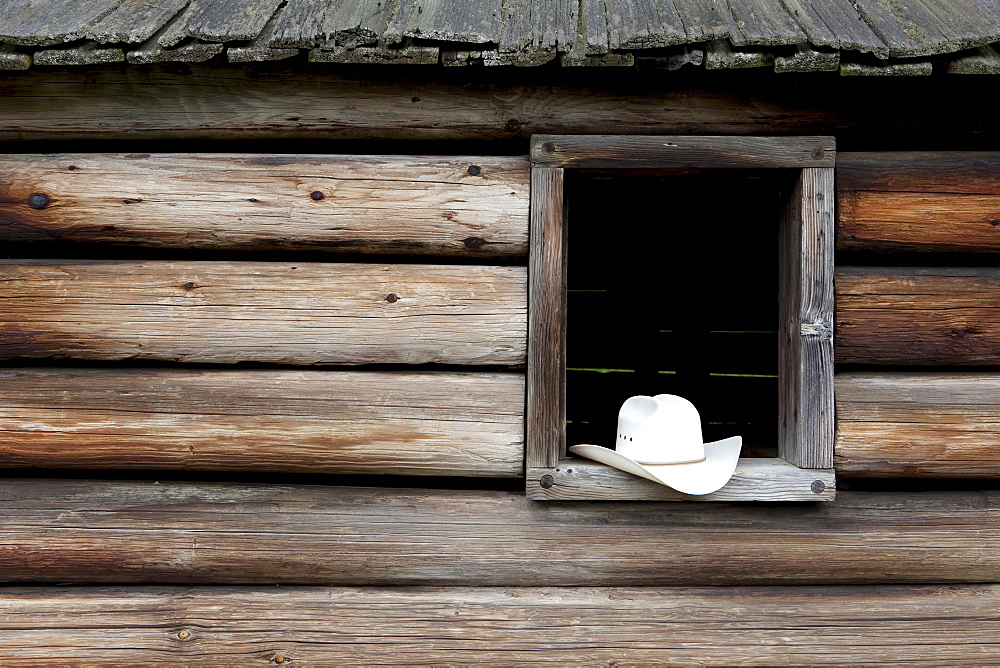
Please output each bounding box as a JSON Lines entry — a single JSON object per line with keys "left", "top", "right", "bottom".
{"left": 616, "top": 394, "right": 708, "bottom": 464}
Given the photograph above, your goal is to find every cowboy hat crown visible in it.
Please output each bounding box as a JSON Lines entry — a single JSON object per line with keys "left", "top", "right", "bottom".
{"left": 617, "top": 394, "right": 706, "bottom": 465}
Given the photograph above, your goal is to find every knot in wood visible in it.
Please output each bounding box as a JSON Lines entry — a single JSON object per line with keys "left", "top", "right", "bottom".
{"left": 385, "top": 293, "right": 399, "bottom": 303}
{"left": 177, "top": 630, "right": 191, "bottom": 640}
{"left": 28, "top": 192, "right": 50, "bottom": 209}
{"left": 990, "top": 220, "right": 1000, "bottom": 226}
{"left": 463, "top": 236, "right": 485, "bottom": 249}
{"left": 539, "top": 474, "right": 554, "bottom": 489}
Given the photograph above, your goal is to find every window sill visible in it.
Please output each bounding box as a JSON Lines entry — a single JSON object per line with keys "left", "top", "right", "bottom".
{"left": 526, "top": 457, "right": 835, "bottom": 502}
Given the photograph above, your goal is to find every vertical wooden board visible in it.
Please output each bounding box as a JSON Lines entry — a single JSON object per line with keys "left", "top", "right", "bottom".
{"left": 527, "top": 167, "right": 566, "bottom": 468}
{"left": 780, "top": 168, "right": 835, "bottom": 469}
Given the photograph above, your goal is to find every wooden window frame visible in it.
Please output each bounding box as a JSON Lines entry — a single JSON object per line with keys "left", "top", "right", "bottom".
{"left": 526, "top": 135, "right": 836, "bottom": 501}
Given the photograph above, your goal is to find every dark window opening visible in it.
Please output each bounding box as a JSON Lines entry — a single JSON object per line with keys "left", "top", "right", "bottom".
{"left": 565, "top": 170, "right": 795, "bottom": 458}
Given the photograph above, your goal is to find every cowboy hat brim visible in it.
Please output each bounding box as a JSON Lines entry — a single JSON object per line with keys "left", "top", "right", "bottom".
{"left": 569, "top": 436, "right": 742, "bottom": 495}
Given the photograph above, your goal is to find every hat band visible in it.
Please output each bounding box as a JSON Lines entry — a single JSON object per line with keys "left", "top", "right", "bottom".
{"left": 633, "top": 456, "right": 707, "bottom": 466}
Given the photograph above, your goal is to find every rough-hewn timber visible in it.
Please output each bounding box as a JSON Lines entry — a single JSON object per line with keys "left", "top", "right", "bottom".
{"left": 838, "top": 152, "right": 1000, "bottom": 252}
{"left": 836, "top": 372, "right": 1000, "bottom": 477}
{"left": 0, "top": 480, "right": 997, "bottom": 584}
{"left": 0, "top": 585, "right": 998, "bottom": 665}
{"left": 526, "top": 458, "right": 835, "bottom": 501}
{"left": 779, "top": 167, "right": 835, "bottom": 469}
{"left": 2, "top": 65, "right": 1000, "bottom": 142}
{"left": 0, "top": 153, "right": 530, "bottom": 257}
{"left": 835, "top": 267, "right": 1000, "bottom": 366}
{"left": 0, "top": 260, "right": 527, "bottom": 365}
{"left": 0, "top": 368, "right": 524, "bottom": 478}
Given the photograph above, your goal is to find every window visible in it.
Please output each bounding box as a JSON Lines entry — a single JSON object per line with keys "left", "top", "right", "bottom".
{"left": 526, "top": 136, "right": 836, "bottom": 501}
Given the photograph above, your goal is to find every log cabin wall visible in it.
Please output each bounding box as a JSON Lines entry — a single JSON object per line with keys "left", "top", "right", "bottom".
{"left": 1, "top": 62, "right": 1000, "bottom": 663}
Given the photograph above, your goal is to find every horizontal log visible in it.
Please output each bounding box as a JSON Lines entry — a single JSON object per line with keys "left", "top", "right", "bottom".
{"left": 0, "top": 585, "right": 998, "bottom": 665}
{"left": 0, "top": 65, "right": 997, "bottom": 142}
{"left": 838, "top": 152, "right": 1000, "bottom": 252}
{"left": 836, "top": 372, "right": 1000, "bottom": 477}
{"left": 531, "top": 135, "right": 835, "bottom": 168}
{"left": 527, "top": 458, "right": 835, "bottom": 501}
{"left": 0, "top": 260, "right": 527, "bottom": 365}
{"left": 834, "top": 267, "right": 1000, "bottom": 365}
{"left": 0, "top": 154, "right": 530, "bottom": 257}
{"left": 0, "top": 479, "right": 998, "bottom": 584}
{"left": 0, "top": 368, "right": 524, "bottom": 477}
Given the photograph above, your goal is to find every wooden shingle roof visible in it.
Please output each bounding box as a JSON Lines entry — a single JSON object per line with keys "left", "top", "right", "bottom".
{"left": 2, "top": 0, "right": 1000, "bottom": 73}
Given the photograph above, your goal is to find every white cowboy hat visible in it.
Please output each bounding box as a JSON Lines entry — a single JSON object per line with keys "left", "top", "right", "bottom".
{"left": 569, "top": 394, "right": 742, "bottom": 495}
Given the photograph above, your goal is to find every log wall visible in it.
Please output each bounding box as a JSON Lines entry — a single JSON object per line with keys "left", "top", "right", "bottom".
{"left": 0, "top": 154, "right": 530, "bottom": 257}
{"left": 1, "top": 585, "right": 997, "bottom": 665}
{"left": 0, "top": 369, "right": 524, "bottom": 477}
{"left": 833, "top": 152, "right": 1000, "bottom": 478}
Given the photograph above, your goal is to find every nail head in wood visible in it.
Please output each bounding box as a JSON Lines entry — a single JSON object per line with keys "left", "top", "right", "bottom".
{"left": 28, "top": 193, "right": 50, "bottom": 209}
{"left": 540, "top": 474, "right": 554, "bottom": 489}
{"left": 309, "top": 191, "right": 324, "bottom": 200}
{"left": 811, "top": 480, "right": 826, "bottom": 494}
{"left": 812, "top": 147, "right": 825, "bottom": 160}
{"left": 541, "top": 142, "right": 556, "bottom": 155}
{"left": 385, "top": 293, "right": 398, "bottom": 303}
{"left": 467, "top": 165, "right": 481, "bottom": 175}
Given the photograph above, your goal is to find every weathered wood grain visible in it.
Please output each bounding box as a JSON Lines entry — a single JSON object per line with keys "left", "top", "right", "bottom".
{"left": 0, "top": 368, "right": 524, "bottom": 477}
{"left": 158, "top": 0, "right": 285, "bottom": 47}
{"left": 780, "top": 168, "right": 835, "bottom": 469}
{"left": 0, "top": 0, "right": 121, "bottom": 46}
{"left": 838, "top": 152, "right": 1000, "bottom": 252}
{"left": 527, "top": 458, "right": 834, "bottom": 501}
{"left": 1, "top": 585, "right": 999, "bottom": 665}
{"left": 526, "top": 167, "right": 565, "bottom": 469}
{"left": 0, "top": 64, "right": 954, "bottom": 141}
{"left": 0, "top": 480, "right": 999, "bottom": 584}
{"left": 836, "top": 372, "right": 1000, "bottom": 477}
{"left": 531, "top": 135, "right": 836, "bottom": 168}
{"left": 385, "top": 0, "right": 501, "bottom": 44}
{"left": 85, "top": 0, "right": 189, "bottom": 44}
{"left": 835, "top": 267, "right": 1000, "bottom": 366}
{"left": 0, "top": 260, "right": 527, "bottom": 365}
{"left": 0, "top": 154, "right": 530, "bottom": 257}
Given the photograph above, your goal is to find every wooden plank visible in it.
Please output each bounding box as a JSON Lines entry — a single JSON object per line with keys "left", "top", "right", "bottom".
{"left": 526, "top": 167, "right": 565, "bottom": 469}
{"left": 838, "top": 151, "right": 1000, "bottom": 252}
{"left": 0, "top": 260, "right": 527, "bottom": 366}
{"left": 384, "top": 0, "right": 502, "bottom": 44}
{"left": 1, "top": 585, "right": 999, "bottom": 665}
{"left": 0, "top": 64, "right": 991, "bottom": 142}
{"left": 85, "top": 0, "right": 188, "bottom": 44}
{"left": 836, "top": 372, "right": 1000, "bottom": 477}
{"left": 1, "top": 480, "right": 999, "bottom": 584}
{"left": 835, "top": 267, "right": 1000, "bottom": 366}
{"left": 0, "top": 154, "right": 530, "bottom": 257}
{"left": 779, "top": 168, "right": 835, "bottom": 469}
{"left": 527, "top": 458, "right": 834, "bottom": 501}
{"left": 531, "top": 135, "right": 836, "bottom": 169}
{"left": 778, "top": 0, "right": 887, "bottom": 57}
{"left": 601, "top": 0, "right": 687, "bottom": 50}
{"left": 725, "top": 0, "right": 807, "bottom": 46}
{"left": 158, "top": 0, "right": 285, "bottom": 47}
{"left": 497, "top": 0, "right": 576, "bottom": 66}
{"left": 0, "top": 368, "right": 524, "bottom": 478}
{"left": 0, "top": 0, "right": 121, "bottom": 46}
